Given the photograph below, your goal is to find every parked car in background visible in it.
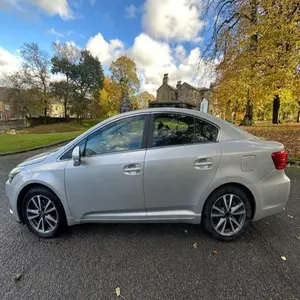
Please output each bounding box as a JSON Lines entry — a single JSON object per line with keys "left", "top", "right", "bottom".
{"left": 6, "top": 108, "right": 290, "bottom": 240}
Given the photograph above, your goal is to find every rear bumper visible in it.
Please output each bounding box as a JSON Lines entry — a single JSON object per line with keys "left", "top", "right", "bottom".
{"left": 252, "top": 171, "right": 290, "bottom": 221}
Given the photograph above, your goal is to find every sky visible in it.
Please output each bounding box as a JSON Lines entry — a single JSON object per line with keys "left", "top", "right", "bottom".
{"left": 0, "top": 0, "right": 215, "bottom": 96}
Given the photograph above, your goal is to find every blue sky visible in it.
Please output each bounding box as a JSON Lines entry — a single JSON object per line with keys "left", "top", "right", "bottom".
{"left": 0, "top": 0, "right": 214, "bottom": 95}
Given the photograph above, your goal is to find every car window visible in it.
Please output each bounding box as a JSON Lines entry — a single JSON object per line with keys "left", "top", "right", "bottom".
{"left": 84, "top": 115, "right": 146, "bottom": 156}
{"left": 195, "top": 118, "right": 218, "bottom": 142}
{"left": 152, "top": 113, "right": 195, "bottom": 147}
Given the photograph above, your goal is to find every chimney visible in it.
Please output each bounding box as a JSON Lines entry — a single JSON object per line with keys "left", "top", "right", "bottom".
{"left": 176, "top": 81, "right": 181, "bottom": 90}
{"left": 163, "top": 73, "right": 169, "bottom": 85}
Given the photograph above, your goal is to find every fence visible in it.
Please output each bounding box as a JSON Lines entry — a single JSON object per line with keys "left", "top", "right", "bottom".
{"left": 0, "top": 119, "right": 27, "bottom": 131}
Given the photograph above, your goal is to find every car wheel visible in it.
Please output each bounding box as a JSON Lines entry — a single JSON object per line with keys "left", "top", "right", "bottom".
{"left": 203, "top": 186, "right": 252, "bottom": 241}
{"left": 22, "top": 187, "right": 67, "bottom": 238}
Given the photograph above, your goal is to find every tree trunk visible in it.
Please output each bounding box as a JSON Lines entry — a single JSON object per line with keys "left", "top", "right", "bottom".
{"left": 297, "top": 110, "right": 300, "bottom": 123}
{"left": 272, "top": 95, "right": 280, "bottom": 124}
{"left": 240, "top": 99, "right": 253, "bottom": 125}
{"left": 44, "top": 99, "right": 47, "bottom": 124}
{"left": 64, "top": 100, "right": 68, "bottom": 120}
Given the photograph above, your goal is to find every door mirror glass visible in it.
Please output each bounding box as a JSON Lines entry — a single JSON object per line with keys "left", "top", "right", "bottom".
{"left": 72, "top": 146, "right": 81, "bottom": 166}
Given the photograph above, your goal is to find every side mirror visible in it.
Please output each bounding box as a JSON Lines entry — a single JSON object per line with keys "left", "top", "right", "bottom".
{"left": 72, "top": 146, "right": 81, "bottom": 166}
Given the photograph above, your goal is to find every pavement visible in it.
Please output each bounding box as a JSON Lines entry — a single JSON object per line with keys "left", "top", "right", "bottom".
{"left": 0, "top": 148, "right": 300, "bottom": 300}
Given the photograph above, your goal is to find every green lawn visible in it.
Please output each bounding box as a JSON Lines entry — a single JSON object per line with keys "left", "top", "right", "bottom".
{"left": 0, "top": 131, "right": 82, "bottom": 154}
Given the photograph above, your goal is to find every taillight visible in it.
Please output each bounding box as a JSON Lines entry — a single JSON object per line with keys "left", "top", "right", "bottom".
{"left": 272, "top": 151, "right": 288, "bottom": 170}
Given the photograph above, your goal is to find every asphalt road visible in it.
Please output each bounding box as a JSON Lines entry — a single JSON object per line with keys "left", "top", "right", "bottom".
{"left": 0, "top": 149, "right": 300, "bottom": 300}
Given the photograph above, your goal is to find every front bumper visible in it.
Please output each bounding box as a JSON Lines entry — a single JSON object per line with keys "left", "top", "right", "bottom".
{"left": 252, "top": 172, "right": 291, "bottom": 221}
{"left": 6, "top": 180, "right": 21, "bottom": 223}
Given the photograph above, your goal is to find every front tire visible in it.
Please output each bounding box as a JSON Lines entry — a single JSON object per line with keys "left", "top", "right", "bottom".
{"left": 203, "top": 186, "right": 252, "bottom": 241}
{"left": 22, "top": 187, "right": 67, "bottom": 238}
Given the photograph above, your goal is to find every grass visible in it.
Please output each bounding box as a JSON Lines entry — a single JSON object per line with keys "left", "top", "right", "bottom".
{"left": 0, "top": 118, "right": 105, "bottom": 154}
{"left": 0, "top": 131, "right": 82, "bottom": 154}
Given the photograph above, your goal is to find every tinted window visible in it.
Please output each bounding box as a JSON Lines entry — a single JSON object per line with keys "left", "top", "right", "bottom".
{"left": 195, "top": 118, "right": 218, "bottom": 142}
{"left": 152, "top": 113, "right": 195, "bottom": 147}
{"left": 85, "top": 115, "right": 145, "bottom": 156}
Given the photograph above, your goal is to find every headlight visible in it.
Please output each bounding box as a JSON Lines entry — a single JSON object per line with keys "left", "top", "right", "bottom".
{"left": 8, "top": 166, "right": 25, "bottom": 184}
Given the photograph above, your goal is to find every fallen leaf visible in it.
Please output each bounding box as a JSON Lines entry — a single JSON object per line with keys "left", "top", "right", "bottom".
{"left": 14, "top": 273, "right": 22, "bottom": 281}
{"left": 184, "top": 230, "right": 188, "bottom": 234}
{"left": 193, "top": 242, "right": 198, "bottom": 249}
{"left": 264, "top": 221, "right": 269, "bottom": 225}
{"left": 287, "top": 215, "right": 294, "bottom": 219}
{"left": 295, "top": 235, "right": 300, "bottom": 240}
{"left": 116, "top": 287, "right": 121, "bottom": 297}
{"left": 212, "top": 250, "right": 217, "bottom": 255}
{"left": 281, "top": 256, "right": 287, "bottom": 261}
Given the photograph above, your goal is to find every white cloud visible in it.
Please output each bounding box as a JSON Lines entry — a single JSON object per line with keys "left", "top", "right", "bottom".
{"left": 142, "top": 0, "right": 205, "bottom": 42}
{"left": 1, "top": 0, "right": 74, "bottom": 20}
{"left": 46, "top": 28, "right": 75, "bottom": 38}
{"left": 0, "top": 47, "right": 22, "bottom": 77}
{"left": 129, "top": 34, "right": 214, "bottom": 95}
{"left": 86, "top": 33, "right": 125, "bottom": 66}
{"left": 130, "top": 33, "right": 173, "bottom": 67}
{"left": 46, "top": 28, "right": 64, "bottom": 38}
{"left": 125, "top": 4, "right": 138, "bottom": 19}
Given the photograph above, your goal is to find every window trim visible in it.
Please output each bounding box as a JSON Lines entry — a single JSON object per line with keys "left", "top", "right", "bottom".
{"left": 58, "top": 113, "right": 150, "bottom": 161}
{"left": 147, "top": 112, "right": 220, "bottom": 149}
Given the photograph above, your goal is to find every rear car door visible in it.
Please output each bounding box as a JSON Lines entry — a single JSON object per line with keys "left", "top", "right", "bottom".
{"left": 144, "top": 112, "right": 222, "bottom": 219}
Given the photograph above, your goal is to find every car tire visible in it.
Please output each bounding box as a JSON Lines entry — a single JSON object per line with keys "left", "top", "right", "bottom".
{"left": 202, "top": 185, "right": 252, "bottom": 241}
{"left": 22, "top": 187, "right": 67, "bottom": 238}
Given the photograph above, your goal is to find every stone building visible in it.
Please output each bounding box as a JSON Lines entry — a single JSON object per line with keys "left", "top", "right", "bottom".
{"left": 156, "top": 74, "right": 212, "bottom": 113}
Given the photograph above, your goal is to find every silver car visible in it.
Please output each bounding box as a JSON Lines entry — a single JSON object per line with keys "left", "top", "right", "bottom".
{"left": 6, "top": 108, "right": 290, "bottom": 241}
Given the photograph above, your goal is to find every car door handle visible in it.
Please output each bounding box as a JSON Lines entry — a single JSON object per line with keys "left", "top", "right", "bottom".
{"left": 194, "top": 158, "right": 214, "bottom": 170}
{"left": 123, "top": 164, "right": 142, "bottom": 175}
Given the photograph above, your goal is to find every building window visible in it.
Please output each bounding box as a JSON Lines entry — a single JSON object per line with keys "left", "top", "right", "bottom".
{"left": 4, "top": 104, "right": 10, "bottom": 111}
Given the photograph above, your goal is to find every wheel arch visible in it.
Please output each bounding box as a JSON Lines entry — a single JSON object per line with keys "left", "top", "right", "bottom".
{"left": 17, "top": 183, "right": 66, "bottom": 224}
{"left": 202, "top": 182, "right": 256, "bottom": 220}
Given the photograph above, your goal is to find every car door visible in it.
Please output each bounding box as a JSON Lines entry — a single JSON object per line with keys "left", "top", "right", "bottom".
{"left": 64, "top": 114, "right": 149, "bottom": 221}
{"left": 144, "top": 112, "right": 221, "bottom": 220}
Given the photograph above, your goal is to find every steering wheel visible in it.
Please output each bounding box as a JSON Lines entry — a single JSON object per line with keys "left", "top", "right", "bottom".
{"left": 110, "top": 143, "right": 130, "bottom": 151}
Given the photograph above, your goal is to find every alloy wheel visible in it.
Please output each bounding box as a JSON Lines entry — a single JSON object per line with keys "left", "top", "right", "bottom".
{"left": 26, "top": 195, "right": 58, "bottom": 234}
{"left": 210, "top": 194, "right": 246, "bottom": 237}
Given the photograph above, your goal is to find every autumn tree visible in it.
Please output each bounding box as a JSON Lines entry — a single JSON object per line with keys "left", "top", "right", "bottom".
{"left": 202, "top": 0, "right": 300, "bottom": 123}
{"left": 20, "top": 43, "right": 51, "bottom": 120}
{"left": 137, "top": 91, "right": 156, "bottom": 108}
{"left": 109, "top": 56, "right": 140, "bottom": 105}
{"left": 99, "top": 77, "right": 123, "bottom": 117}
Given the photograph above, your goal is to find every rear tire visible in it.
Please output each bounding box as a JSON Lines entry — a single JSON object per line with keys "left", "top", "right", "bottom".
{"left": 22, "top": 187, "right": 67, "bottom": 238}
{"left": 202, "top": 185, "right": 252, "bottom": 241}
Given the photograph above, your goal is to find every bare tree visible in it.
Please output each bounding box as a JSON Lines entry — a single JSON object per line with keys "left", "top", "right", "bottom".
{"left": 20, "top": 43, "right": 51, "bottom": 120}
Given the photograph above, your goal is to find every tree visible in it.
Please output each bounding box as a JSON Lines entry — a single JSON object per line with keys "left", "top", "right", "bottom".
{"left": 70, "top": 50, "right": 104, "bottom": 119}
{"left": 138, "top": 91, "right": 156, "bottom": 109}
{"left": 4, "top": 71, "right": 43, "bottom": 118}
{"left": 99, "top": 77, "right": 123, "bottom": 117}
{"left": 109, "top": 56, "right": 140, "bottom": 102}
{"left": 51, "top": 42, "right": 80, "bottom": 118}
{"left": 20, "top": 43, "right": 51, "bottom": 119}
{"left": 203, "top": 0, "right": 300, "bottom": 123}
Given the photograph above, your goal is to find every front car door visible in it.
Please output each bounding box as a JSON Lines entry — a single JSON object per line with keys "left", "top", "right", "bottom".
{"left": 64, "top": 114, "right": 148, "bottom": 221}
{"left": 144, "top": 112, "right": 221, "bottom": 220}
